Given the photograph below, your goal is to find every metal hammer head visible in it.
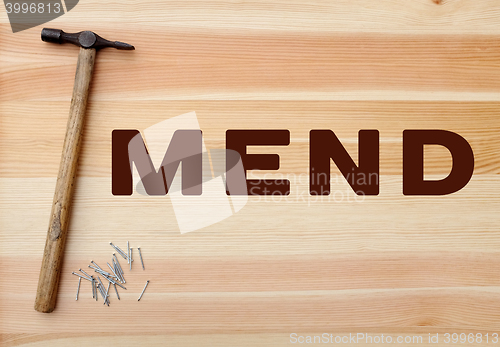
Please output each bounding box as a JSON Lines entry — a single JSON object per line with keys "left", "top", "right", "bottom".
{"left": 41, "top": 28, "right": 135, "bottom": 50}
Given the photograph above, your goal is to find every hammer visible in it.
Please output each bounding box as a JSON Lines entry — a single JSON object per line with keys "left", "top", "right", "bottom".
{"left": 35, "top": 29, "right": 134, "bottom": 313}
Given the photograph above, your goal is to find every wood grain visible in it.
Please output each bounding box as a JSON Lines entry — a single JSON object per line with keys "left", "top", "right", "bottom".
{"left": 1, "top": 0, "right": 500, "bottom": 346}
{"left": 34, "top": 47, "right": 96, "bottom": 313}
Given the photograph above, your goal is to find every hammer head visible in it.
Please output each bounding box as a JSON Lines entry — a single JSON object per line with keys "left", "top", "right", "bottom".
{"left": 41, "top": 28, "right": 134, "bottom": 50}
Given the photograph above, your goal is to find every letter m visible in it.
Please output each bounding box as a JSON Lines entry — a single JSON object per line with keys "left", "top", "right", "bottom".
{"left": 112, "top": 130, "right": 202, "bottom": 195}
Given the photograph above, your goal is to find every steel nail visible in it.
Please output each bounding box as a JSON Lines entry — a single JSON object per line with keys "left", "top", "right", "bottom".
{"left": 79, "top": 268, "right": 92, "bottom": 279}
{"left": 138, "top": 247, "right": 145, "bottom": 270}
{"left": 90, "top": 263, "right": 113, "bottom": 277}
{"left": 112, "top": 260, "right": 120, "bottom": 280}
{"left": 96, "top": 275, "right": 105, "bottom": 289}
{"left": 110, "top": 277, "right": 127, "bottom": 290}
{"left": 106, "top": 282, "right": 111, "bottom": 303}
{"left": 76, "top": 277, "right": 81, "bottom": 300}
{"left": 129, "top": 248, "right": 133, "bottom": 270}
{"left": 107, "top": 262, "right": 119, "bottom": 278}
{"left": 113, "top": 255, "right": 126, "bottom": 283}
{"left": 138, "top": 280, "right": 149, "bottom": 301}
{"left": 113, "top": 283, "right": 120, "bottom": 300}
{"left": 111, "top": 243, "right": 128, "bottom": 260}
{"left": 72, "top": 272, "right": 92, "bottom": 281}
{"left": 91, "top": 260, "right": 103, "bottom": 271}
{"left": 101, "top": 273, "right": 127, "bottom": 290}
{"left": 115, "top": 256, "right": 124, "bottom": 273}
{"left": 89, "top": 265, "right": 115, "bottom": 278}
{"left": 97, "top": 283, "right": 107, "bottom": 305}
{"left": 91, "top": 276, "right": 97, "bottom": 300}
{"left": 109, "top": 242, "right": 120, "bottom": 254}
{"left": 115, "top": 245, "right": 128, "bottom": 260}
{"left": 114, "top": 261, "right": 124, "bottom": 283}
{"left": 96, "top": 283, "right": 104, "bottom": 304}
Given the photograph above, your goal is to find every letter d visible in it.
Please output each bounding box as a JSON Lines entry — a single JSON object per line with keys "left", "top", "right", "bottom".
{"left": 403, "top": 130, "right": 474, "bottom": 195}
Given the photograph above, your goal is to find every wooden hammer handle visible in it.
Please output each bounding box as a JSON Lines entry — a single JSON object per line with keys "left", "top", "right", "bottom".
{"left": 35, "top": 47, "right": 96, "bottom": 313}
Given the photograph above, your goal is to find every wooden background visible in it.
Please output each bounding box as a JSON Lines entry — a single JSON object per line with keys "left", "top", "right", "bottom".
{"left": 1, "top": 0, "right": 500, "bottom": 345}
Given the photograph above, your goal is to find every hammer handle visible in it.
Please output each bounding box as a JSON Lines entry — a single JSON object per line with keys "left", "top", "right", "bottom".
{"left": 35, "top": 47, "right": 96, "bottom": 313}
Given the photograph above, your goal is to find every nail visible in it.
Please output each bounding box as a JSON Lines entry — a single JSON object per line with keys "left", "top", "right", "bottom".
{"left": 112, "top": 260, "right": 120, "bottom": 279}
{"left": 115, "top": 245, "right": 128, "bottom": 260}
{"left": 97, "top": 283, "right": 108, "bottom": 305}
{"left": 114, "top": 281, "right": 127, "bottom": 290}
{"left": 138, "top": 280, "right": 149, "bottom": 301}
{"left": 127, "top": 241, "right": 130, "bottom": 264}
{"left": 114, "top": 260, "right": 125, "bottom": 283}
{"left": 96, "top": 283, "right": 105, "bottom": 305}
{"left": 101, "top": 273, "right": 127, "bottom": 290}
{"left": 113, "top": 254, "right": 126, "bottom": 283}
{"left": 96, "top": 275, "right": 105, "bottom": 289}
{"left": 107, "top": 262, "right": 119, "bottom": 279}
{"left": 115, "top": 256, "right": 124, "bottom": 274}
{"left": 129, "top": 248, "right": 133, "bottom": 270}
{"left": 138, "top": 247, "right": 145, "bottom": 270}
{"left": 92, "top": 268, "right": 113, "bottom": 278}
{"left": 72, "top": 272, "right": 92, "bottom": 281}
{"left": 89, "top": 265, "right": 115, "bottom": 278}
{"left": 88, "top": 264, "right": 100, "bottom": 272}
{"left": 111, "top": 243, "right": 128, "bottom": 260}
{"left": 112, "top": 260, "right": 121, "bottom": 282}
{"left": 90, "top": 263, "right": 114, "bottom": 277}
{"left": 91, "top": 276, "right": 96, "bottom": 301}
{"left": 79, "top": 268, "right": 92, "bottom": 279}
{"left": 76, "top": 277, "right": 81, "bottom": 300}
{"left": 110, "top": 242, "right": 121, "bottom": 254}
{"left": 91, "top": 260, "right": 103, "bottom": 271}
{"left": 106, "top": 281, "right": 111, "bottom": 305}
{"left": 114, "top": 283, "right": 120, "bottom": 300}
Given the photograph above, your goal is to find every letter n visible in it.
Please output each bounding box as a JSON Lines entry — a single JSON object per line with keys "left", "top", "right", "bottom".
{"left": 310, "top": 130, "right": 379, "bottom": 195}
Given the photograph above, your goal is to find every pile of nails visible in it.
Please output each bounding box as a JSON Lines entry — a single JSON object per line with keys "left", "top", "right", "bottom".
{"left": 72, "top": 241, "right": 149, "bottom": 305}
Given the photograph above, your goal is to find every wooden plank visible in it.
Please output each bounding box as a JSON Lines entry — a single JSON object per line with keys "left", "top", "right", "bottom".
{"left": 2, "top": 30, "right": 500, "bottom": 102}
{"left": 1, "top": 101, "right": 499, "bottom": 177}
{"left": 3, "top": 0, "right": 500, "bottom": 35}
